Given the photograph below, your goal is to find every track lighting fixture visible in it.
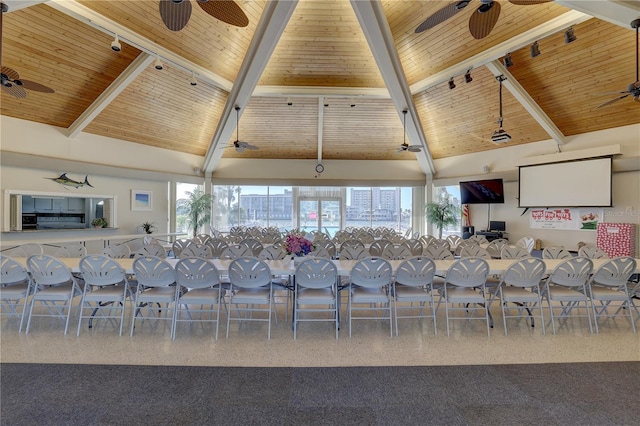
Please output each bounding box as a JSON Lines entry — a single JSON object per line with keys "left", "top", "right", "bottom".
{"left": 110, "top": 34, "right": 121, "bottom": 52}
{"left": 190, "top": 72, "right": 197, "bottom": 86}
{"left": 564, "top": 26, "right": 576, "bottom": 44}
{"left": 448, "top": 77, "right": 456, "bottom": 90}
{"left": 530, "top": 41, "right": 541, "bottom": 58}
{"left": 154, "top": 54, "right": 164, "bottom": 70}
{"left": 286, "top": 97, "right": 293, "bottom": 106}
{"left": 464, "top": 70, "right": 473, "bottom": 83}
{"left": 503, "top": 52, "right": 513, "bottom": 68}
{"left": 350, "top": 98, "right": 356, "bottom": 107}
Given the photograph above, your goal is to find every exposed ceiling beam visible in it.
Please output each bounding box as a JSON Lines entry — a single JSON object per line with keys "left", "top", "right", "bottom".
{"left": 254, "top": 85, "right": 389, "bottom": 98}
{"left": 2, "top": 0, "right": 47, "bottom": 13}
{"left": 556, "top": 0, "right": 640, "bottom": 28}
{"left": 317, "top": 97, "right": 324, "bottom": 165}
{"left": 410, "top": 10, "right": 590, "bottom": 95}
{"left": 350, "top": 0, "right": 435, "bottom": 176}
{"left": 201, "top": 0, "right": 298, "bottom": 174}
{"left": 486, "top": 60, "right": 567, "bottom": 146}
{"left": 67, "top": 52, "right": 153, "bottom": 138}
{"left": 47, "top": 0, "right": 233, "bottom": 92}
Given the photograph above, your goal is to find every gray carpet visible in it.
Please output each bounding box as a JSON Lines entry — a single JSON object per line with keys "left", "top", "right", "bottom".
{"left": 2, "top": 362, "right": 638, "bottom": 425}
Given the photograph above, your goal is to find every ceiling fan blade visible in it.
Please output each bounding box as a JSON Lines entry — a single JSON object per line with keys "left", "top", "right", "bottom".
{"left": 469, "top": 1, "right": 501, "bottom": 39}
{"left": 1, "top": 66, "right": 20, "bottom": 80}
{"left": 244, "top": 144, "right": 258, "bottom": 150}
{"left": 2, "top": 84, "right": 27, "bottom": 98}
{"left": 159, "top": 0, "right": 192, "bottom": 31}
{"left": 20, "top": 79, "right": 54, "bottom": 93}
{"left": 415, "top": 2, "right": 465, "bottom": 33}
{"left": 508, "top": 0, "right": 552, "bottom": 5}
{"left": 596, "top": 94, "right": 630, "bottom": 109}
{"left": 235, "top": 146, "right": 245, "bottom": 153}
{"left": 197, "top": 0, "right": 249, "bottom": 27}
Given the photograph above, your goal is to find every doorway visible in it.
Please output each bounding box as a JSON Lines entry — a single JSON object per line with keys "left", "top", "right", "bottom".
{"left": 298, "top": 198, "right": 341, "bottom": 237}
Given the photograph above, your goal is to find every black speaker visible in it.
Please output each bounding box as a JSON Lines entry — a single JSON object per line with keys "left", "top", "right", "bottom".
{"left": 462, "top": 226, "right": 474, "bottom": 234}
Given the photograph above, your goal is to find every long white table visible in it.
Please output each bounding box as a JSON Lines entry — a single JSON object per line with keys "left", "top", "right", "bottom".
{"left": 12, "top": 256, "right": 640, "bottom": 276}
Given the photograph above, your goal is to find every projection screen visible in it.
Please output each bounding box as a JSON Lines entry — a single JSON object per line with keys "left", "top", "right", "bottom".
{"left": 518, "top": 157, "right": 612, "bottom": 208}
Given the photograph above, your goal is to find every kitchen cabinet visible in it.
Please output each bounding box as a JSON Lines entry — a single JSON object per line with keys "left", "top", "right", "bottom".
{"left": 34, "top": 198, "right": 53, "bottom": 210}
{"left": 67, "top": 197, "right": 85, "bottom": 211}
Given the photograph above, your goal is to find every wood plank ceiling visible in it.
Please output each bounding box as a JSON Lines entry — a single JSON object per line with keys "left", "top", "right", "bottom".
{"left": 1, "top": 0, "right": 638, "bottom": 175}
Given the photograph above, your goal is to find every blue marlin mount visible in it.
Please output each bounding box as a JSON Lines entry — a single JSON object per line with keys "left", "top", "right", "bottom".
{"left": 45, "top": 173, "right": 94, "bottom": 189}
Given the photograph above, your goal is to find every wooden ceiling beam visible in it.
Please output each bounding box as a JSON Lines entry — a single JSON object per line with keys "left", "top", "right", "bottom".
{"left": 350, "top": 0, "right": 434, "bottom": 175}
{"left": 202, "top": 0, "right": 298, "bottom": 174}
{"left": 556, "top": 0, "right": 640, "bottom": 29}
{"left": 486, "top": 60, "right": 566, "bottom": 146}
{"left": 67, "top": 52, "right": 154, "bottom": 138}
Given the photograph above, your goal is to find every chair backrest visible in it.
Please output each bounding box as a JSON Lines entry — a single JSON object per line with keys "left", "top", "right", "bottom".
{"left": 295, "top": 257, "right": 337, "bottom": 289}
{"left": 315, "top": 240, "right": 337, "bottom": 258}
{"left": 133, "top": 243, "right": 166, "bottom": 259}
{"left": 240, "top": 238, "right": 264, "bottom": 257}
{"left": 79, "top": 255, "right": 126, "bottom": 287}
{"left": 354, "top": 231, "right": 375, "bottom": 244}
{"left": 350, "top": 257, "right": 393, "bottom": 289}
{"left": 418, "top": 235, "right": 435, "bottom": 248}
{"left": 341, "top": 239, "right": 365, "bottom": 250}
{"left": 468, "top": 234, "right": 489, "bottom": 245}
{"left": 369, "top": 239, "right": 392, "bottom": 257}
{"left": 459, "top": 245, "right": 491, "bottom": 259}
{"left": 454, "top": 239, "right": 479, "bottom": 256}
{"left": 486, "top": 239, "right": 508, "bottom": 258}
{"left": 445, "top": 257, "right": 490, "bottom": 288}
{"left": 333, "top": 230, "right": 352, "bottom": 244}
{"left": 578, "top": 245, "right": 609, "bottom": 259}
{"left": 132, "top": 256, "right": 176, "bottom": 288}
{"left": 20, "top": 243, "right": 44, "bottom": 257}
{"left": 228, "top": 257, "right": 272, "bottom": 289}
{"left": 309, "top": 246, "right": 331, "bottom": 259}
{"left": 500, "top": 245, "right": 530, "bottom": 259}
{"left": 172, "top": 239, "right": 193, "bottom": 258}
{"left": 179, "top": 243, "right": 213, "bottom": 259}
{"left": 387, "top": 233, "right": 406, "bottom": 244}
{"left": 516, "top": 236, "right": 535, "bottom": 253}
{"left": 62, "top": 243, "right": 87, "bottom": 258}
{"left": 193, "top": 233, "right": 213, "bottom": 245}
{"left": 258, "top": 245, "right": 287, "bottom": 260}
{"left": 542, "top": 246, "right": 573, "bottom": 259}
{"left": 423, "top": 244, "right": 454, "bottom": 260}
{"left": 394, "top": 256, "right": 436, "bottom": 288}
{"left": 205, "top": 238, "right": 229, "bottom": 258}
{"left": 102, "top": 244, "right": 131, "bottom": 259}
{"left": 0, "top": 254, "right": 29, "bottom": 285}
{"left": 401, "top": 239, "right": 424, "bottom": 256}
{"left": 339, "top": 245, "right": 368, "bottom": 260}
{"left": 220, "top": 244, "right": 253, "bottom": 259}
{"left": 446, "top": 235, "right": 462, "bottom": 250}
{"left": 382, "top": 244, "right": 413, "bottom": 260}
{"left": 547, "top": 257, "right": 593, "bottom": 288}
{"left": 26, "top": 254, "right": 73, "bottom": 286}
{"left": 429, "top": 238, "right": 450, "bottom": 250}
{"left": 501, "top": 257, "right": 546, "bottom": 288}
{"left": 589, "top": 257, "right": 636, "bottom": 288}
{"left": 175, "top": 257, "right": 221, "bottom": 290}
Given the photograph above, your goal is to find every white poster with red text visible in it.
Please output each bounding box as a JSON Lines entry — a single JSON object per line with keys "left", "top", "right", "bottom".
{"left": 529, "top": 208, "right": 602, "bottom": 231}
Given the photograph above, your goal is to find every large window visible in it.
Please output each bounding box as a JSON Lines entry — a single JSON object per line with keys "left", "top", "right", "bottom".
{"left": 212, "top": 185, "right": 414, "bottom": 234}
{"left": 431, "top": 185, "right": 461, "bottom": 238}
{"left": 175, "top": 182, "right": 202, "bottom": 235}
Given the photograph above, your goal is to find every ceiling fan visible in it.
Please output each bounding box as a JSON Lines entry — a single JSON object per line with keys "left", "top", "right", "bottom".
{"left": 0, "top": 2, "right": 55, "bottom": 98}
{"left": 397, "top": 109, "right": 422, "bottom": 153}
{"left": 415, "top": 0, "right": 551, "bottom": 40}
{"left": 596, "top": 18, "right": 640, "bottom": 109}
{"left": 228, "top": 105, "right": 258, "bottom": 153}
{"left": 159, "top": 0, "right": 248, "bottom": 32}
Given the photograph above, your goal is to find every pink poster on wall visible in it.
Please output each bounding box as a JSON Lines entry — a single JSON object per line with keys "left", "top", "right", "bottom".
{"left": 530, "top": 208, "right": 602, "bottom": 231}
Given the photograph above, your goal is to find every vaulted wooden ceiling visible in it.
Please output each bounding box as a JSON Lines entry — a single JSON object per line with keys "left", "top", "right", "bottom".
{"left": 1, "top": 0, "right": 638, "bottom": 176}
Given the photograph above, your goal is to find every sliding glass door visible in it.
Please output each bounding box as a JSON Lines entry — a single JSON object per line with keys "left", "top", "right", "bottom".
{"left": 298, "top": 198, "right": 341, "bottom": 237}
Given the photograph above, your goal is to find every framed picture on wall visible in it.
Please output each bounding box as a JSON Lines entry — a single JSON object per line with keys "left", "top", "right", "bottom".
{"left": 131, "top": 190, "right": 152, "bottom": 211}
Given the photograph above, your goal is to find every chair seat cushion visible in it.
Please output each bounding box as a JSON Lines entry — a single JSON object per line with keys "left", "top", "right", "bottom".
{"left": 548, "top": 287, "right": 588, "bottom": 302}
{"left": 395, "top": 286, "right": 434, "bottom": 302}
{"left": 33, "top": 284, "right": 77, "bottom": 301}
{"left": 0, "top": 283, "right": 29, "bottom": 299}
{"left": 231, "top": 288, "right": 271, "bottom": 304}
{"left": 351, "top": 287, "right": 389, "bottom": 304}
{"left": 589, "top": 287, "right": 629, "bottom": 301}
{"left": 179, "top": 288, "right": 220, "bottom": 304}
{"left": 446, "top": 287, "right": 485, "bottom": 303}
{"left": 501, "top": 287, "right": 540, "bottom": 303}
{"left": 83, "top": 286, "right": 127, "bottom": 302}
{"left": 298, "top": 288, "right": 335, "bottom": 304}
{"left": 137, "top": 286, "right": 176, "bottom": 303}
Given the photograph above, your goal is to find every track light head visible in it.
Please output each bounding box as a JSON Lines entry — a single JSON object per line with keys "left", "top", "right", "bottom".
{"left": 530, "top": 41, "right": 541, "bottom": 58}
{"left": 503, "top": 52, "right": 513, "bottom": 68}
{"left": 110, "top": 35, "right": 121, "bottom": 52}
{"left": 286, "top": 96, "right": 293, "bottom": 106}
{"left": 190, "top": 72, "right": 197, "bottom": 86}
{"left": 350, "top": 97, "right": 356, "bottom": 107}
{"left": 464, "top": 70, "right": 473, "bottom": 83}
{"left": 154, "top": 55, "right": 164, "bottom": 70}
{"left": 448, "top": 77, "right": 456, "bottom": 90}
{"left": 564, "top": 27, "right": 576, "bottom": 44}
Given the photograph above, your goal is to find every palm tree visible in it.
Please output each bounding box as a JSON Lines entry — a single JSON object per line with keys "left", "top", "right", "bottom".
{"left": 177, "top": 188, "right": 212, "bottom": 238}
{"left": 425, "top": 198, "right": 460, "bottom": 239}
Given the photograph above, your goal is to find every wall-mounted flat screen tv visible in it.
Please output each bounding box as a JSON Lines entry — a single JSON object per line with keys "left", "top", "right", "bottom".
{"left": 459, "top": 179, "right": 505, "bottom": 204}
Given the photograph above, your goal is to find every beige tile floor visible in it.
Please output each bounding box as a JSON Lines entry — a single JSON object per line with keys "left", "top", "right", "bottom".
{"left": 2, "top": 299, "right": 638, "bottom": 367}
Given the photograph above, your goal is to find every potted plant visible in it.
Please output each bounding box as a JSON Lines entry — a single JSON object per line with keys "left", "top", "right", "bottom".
{"left": 176, "top": 188, "right": 212, "bottom": 238}
{"left": 91, "top": 217, "right": 108, "bottom": 228}
{"left": 138, "top": 221, "right": 157, "bottom": 234}
{"left": 425, "top": 199, "right": 460, "bottom": 239}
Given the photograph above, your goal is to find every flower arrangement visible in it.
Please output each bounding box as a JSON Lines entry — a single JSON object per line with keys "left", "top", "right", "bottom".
{"left": 284, "top": 232, "right": 315, "bottom": 257}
